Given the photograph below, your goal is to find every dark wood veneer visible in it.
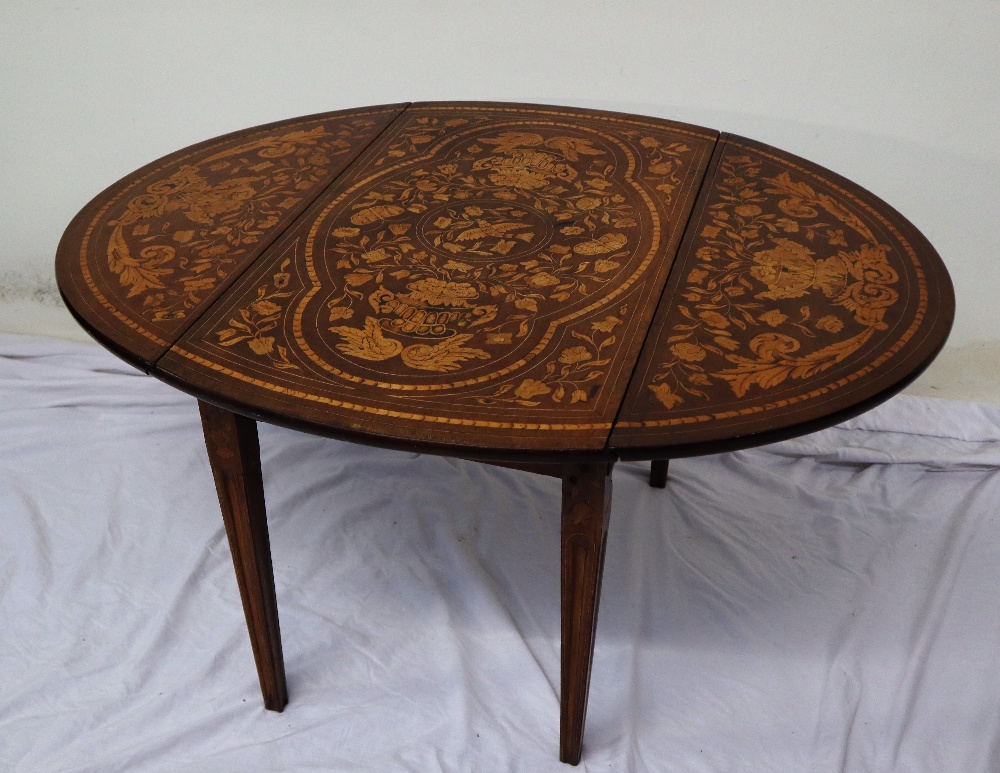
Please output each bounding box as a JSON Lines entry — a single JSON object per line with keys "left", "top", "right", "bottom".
{"left": 199, "top": 400, "right": 287, "bottom": 711}
{"left": 55, "top": 102, "right": 954, "bottom": 765}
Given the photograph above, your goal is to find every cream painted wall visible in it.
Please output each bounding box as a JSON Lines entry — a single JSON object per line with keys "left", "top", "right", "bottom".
{"left": 2, "top": 1, "right": 997, "bottom": 400}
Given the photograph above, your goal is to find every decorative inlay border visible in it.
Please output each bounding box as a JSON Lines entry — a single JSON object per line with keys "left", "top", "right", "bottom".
{"left": 60, "top": 104, "right": 946, "bottom": 453}
{"left": 613, "top": 138, "right": 931, "bottom": 434}
{"left": 169, "top": 345, "right": 614, "bottom": 431}
{"left": 70, "top": 107, "right": 404, "bottom": 356}
{"left": 164, "top": 104, "right": 716, "bottom": 443}
{"left": 292, "top": 120, "right": 664, "bottom": 392}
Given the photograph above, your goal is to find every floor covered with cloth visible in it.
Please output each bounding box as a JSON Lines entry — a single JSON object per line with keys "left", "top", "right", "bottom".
{"left": 2, "top": 333, "right": 1000, "bottom": 772}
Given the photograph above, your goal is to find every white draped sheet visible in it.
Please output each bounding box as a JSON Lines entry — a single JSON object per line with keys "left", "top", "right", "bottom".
{"left": 2, "top": 334, "right": 999, "bottom": 772}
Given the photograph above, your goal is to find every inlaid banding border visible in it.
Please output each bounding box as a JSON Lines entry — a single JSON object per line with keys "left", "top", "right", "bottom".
{"left": 294, "top": 119, "right": 664, "bottom": 391}
{"left": 168, "top": 345, "right": 613, "bottom": 432}
{"left": 76, "top": 106, "right": 943, "bottom": 446}
{"left": 70, "top": 107, "right": 406, "bottom": 357}
{"left": 613, "top": 138, "right": 934, "bottom": 437}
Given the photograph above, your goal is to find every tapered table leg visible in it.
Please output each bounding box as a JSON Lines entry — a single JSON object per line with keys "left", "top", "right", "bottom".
{"left": 649, "top": 459, "right": 669, "bottom": 488}
{"left": 560, "top": 462, "right": 613, "bottom": 765}
{"left": 199, "top": 401, "right": 288, "bottom": 711}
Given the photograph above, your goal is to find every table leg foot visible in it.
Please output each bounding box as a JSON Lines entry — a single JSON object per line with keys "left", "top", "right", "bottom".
{"left": 560, "top": 462, "right": 613, "bottom": 765}
{"left": 649, "top": 459, "right": 669, "bottom": 488}
{"left": 199, "top": 401, "right": 288, "bottom": 712}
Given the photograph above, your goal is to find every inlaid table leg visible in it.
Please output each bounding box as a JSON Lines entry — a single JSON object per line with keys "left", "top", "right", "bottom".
{"left": 649, "top": 459, "right": 669, "bottom": 488}
{"left": 560, "top": 462, "right": 613, "bottom": 765}
{"left": 198, "top": 400, "right": 288, "bottom": 712}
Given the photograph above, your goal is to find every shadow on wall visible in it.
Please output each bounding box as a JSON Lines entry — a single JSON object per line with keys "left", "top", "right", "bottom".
{"left": 0, "top": 269, "right": 63, "bottom": 307}
{"left": 0, "top": 270, "right": 82, "bottom": 342}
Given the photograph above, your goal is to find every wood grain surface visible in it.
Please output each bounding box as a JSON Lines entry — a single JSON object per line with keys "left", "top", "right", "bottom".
{"left": 54, "top": 103, "right": 957, "bottom": 767}
{"left": 57, "top": 104, "right": 954, "bottom": 460}
{"left": 157, "top": 103, "right": 717, "bottom": 454}
{"left": 199, "top": 400, "right": 287, "bottom": 712}
{"left": 610, "top": 134, "right": 954, "bottom": 458}
{"left": 560, "top": 462, "right": 613, "bottom": 765}
{"left": 56, "top": 105, "right": 406, "bottom": 366}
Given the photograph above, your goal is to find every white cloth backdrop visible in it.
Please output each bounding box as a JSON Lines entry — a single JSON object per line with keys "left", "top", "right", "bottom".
{"left": 2, "top": 333, "right": 1000, "bottom": 772}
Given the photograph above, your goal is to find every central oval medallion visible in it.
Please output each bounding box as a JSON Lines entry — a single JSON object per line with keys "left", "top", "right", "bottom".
{"left": 414, "top": 199, "right": 556, "bottom": 262}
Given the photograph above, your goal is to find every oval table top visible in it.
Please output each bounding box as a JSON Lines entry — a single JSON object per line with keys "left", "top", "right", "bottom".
{"left": 56, "top": 102, "right": 954, "bottom": 462}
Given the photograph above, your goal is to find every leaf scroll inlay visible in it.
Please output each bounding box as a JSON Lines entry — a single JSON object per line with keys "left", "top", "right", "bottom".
{"left": 102, "top": 118, "right": 384, "bottom": 325}
{"left": 647, "top": 152, "right": 901, "bottom": 407}
{"left": 307, "top": 121, "right": 694, "bottom": 398}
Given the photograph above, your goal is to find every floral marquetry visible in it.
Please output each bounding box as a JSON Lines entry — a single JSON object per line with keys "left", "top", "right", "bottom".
{"left": 55, "top": 102, "right": 956, "bottom": 767}
{"left": 57, "top": 105, "right": 407, "bottom": 365}
{"left": 609, "top": 134, "right": 953, "bottom": 457}
{"left": 59, "top": 104, "right": 952, "bottom": 460}
{"left": 160, "top": 103, "right": 718, "bottom": 453}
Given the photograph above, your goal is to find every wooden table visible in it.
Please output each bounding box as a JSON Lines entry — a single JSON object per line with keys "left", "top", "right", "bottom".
{"left": 55, "top": 102, "right": 954, "bottom": 764}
